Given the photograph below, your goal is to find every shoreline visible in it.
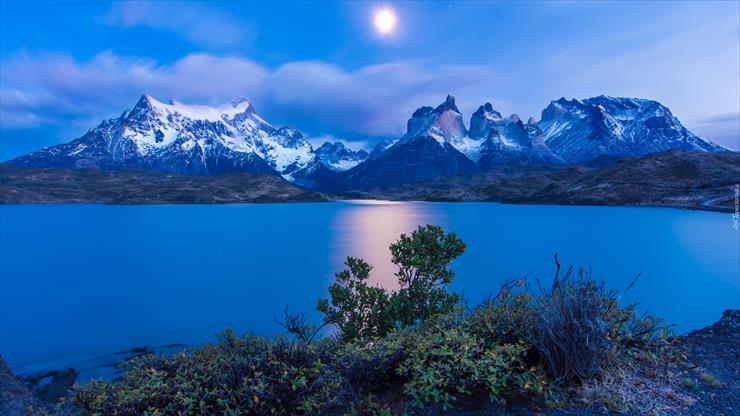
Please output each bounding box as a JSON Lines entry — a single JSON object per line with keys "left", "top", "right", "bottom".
{"left": 1, "top": 198, "right": 734, "bottom": 214}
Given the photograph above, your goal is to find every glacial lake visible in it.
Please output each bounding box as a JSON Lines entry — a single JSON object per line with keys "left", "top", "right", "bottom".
{"left": 1, "top": 201, "right": 738, "bottom": 377}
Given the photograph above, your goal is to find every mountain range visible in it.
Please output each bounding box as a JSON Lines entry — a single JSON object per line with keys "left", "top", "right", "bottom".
{"left": 7, "top": 93, "right": 729, "bottom": 191}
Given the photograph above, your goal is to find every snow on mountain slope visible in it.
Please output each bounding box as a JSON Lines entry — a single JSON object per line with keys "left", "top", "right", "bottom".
{"left": 401, "top": 95, "right": 468, "bottom": 147}
{"left": 313, "top": 141, "right": 368, "bottom": 171}
{"left": 389, "top": 96, "right": 561, "bottom": 165}
{"left": 9, "top": 95, "right": 355, "bottom": 180}
{"left": 537, "top": 96, "right": 726, "bottom": 163}
{"left": 8, "top": 94, "right": 729, "bottom": 191}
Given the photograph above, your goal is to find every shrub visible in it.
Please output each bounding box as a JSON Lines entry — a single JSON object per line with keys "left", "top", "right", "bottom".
{"left": 387, "top": 224, "right": 466, "bottom": 326}
{"left": 318, "top": 225, "right": 465, "bottom": 342}
{"left": 317, "top": 257, "right": 394, "bottom": 343}
{"left": 397, "top": 315, "right": 545, "bottom": 410}
{"left": 74, "top": 330, "right": 346, "bottom": 415}
{"left": 524, "top": 260, "right": 668, "bottom": 385}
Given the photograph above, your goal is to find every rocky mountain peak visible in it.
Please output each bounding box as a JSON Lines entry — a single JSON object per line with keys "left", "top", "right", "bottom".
{"left": 434, "top": 94, "right": 460, "bottom": 113}
{"left": 469, "top": 103, "right": 504, "bottom": 139}
{"left": 314, "top": 140, "right": 368, "bottom": 171}
{"left": 405, "top": 95, "right": 467, "bottom": 143}
{"left": 129, "top": 94, "right": 157, "bottom": 117}
{"left": 472, "top": 103, "right": 503, "bottom": 120}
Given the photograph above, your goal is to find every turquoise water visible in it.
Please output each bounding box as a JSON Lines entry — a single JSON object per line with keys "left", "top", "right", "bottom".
{"left": 1, "top": 202, "right": 738, "bottom": 373}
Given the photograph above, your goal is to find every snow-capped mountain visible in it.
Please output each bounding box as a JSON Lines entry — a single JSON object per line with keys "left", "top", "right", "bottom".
{"left": 538, "top": 96, "right": 725, "bottom": 163}
{"left": 392, "top": 96, "right": 561, "bottom": 165}
{"left": 402, "top": 95, "right": 468, "bottom": 145}
{"left": 335, "top": 95, "right": 565, "bottom": 188}
{"left": 8, "top": 93, "right": 728, "bottom": 191}
{"left": 469, "top": 104, "right": 564, "bottom": 167}
{"left": 9, "top": 95, "right": 363, "bottom": 181}
{"left": 335, "top": 94, "right": 727, "bottom": 189}
{"left": 313, "top": 142, "right": 368, "bottom": 171}
{"left": 337, "top": 135, "right": 478, "bottom": 190}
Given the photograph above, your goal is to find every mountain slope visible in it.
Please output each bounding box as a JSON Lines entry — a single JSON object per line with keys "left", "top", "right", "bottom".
{"left": 7, "top": 95, "right": 365, "bottom": 182}
{"left": 472, "top": 106, "right": 564, "bottom": 167}
{"left": 538, "top": 96, "right": 726, "bottom": 163}
{"left": 335, "top": 96, "right": 563, "bottom": 190}
{"left": 313, "top": 142, "right": 368, "bottom": 171}
{"left": 337, "top": 135, "right": 478, "bottom": 190}
{"left": 6, "top": 93, "right": 729, "bottom": 193}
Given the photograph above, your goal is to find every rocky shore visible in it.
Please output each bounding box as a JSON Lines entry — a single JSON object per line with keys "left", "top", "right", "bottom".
{"left": 2, "top": 310, "right": 738, "bottom": 415}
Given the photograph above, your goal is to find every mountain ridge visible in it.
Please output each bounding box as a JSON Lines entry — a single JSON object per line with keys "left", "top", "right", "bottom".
{"left": 7, "top": 93, "right": 730, "bottom": 191}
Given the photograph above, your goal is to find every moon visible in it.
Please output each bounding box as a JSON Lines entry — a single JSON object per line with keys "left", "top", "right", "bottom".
{"left": 373, "top": 7, "right": 397, "bottom": 35}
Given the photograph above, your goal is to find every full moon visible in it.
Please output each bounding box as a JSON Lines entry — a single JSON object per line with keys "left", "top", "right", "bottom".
{"left": 373, "top": 7, "right": 397, "bottom": 35}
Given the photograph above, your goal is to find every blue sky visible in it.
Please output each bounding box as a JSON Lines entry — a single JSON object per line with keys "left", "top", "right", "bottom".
{"left": 1, "top": 0, "right": 738, "bottom": 159}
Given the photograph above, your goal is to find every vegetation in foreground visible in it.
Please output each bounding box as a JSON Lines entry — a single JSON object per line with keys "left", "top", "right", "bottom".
{"left": 45, "top": 226, "right": 695, "bottom": 415}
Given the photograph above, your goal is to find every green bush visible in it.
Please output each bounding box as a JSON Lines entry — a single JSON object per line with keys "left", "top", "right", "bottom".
{"left": 317, "top": 257, "right": 394, "bottom": 343}
{"left": 74, "top": 330, "right": 346, "bottom": 415}
{"left": 397, "top": 315, "right": 545, "bottom": 410}
{"left": 318, "top": 224, "right": 465, "bottom": 343}
{"left": 387, "top": 224, "right": 466, "bottom": 326}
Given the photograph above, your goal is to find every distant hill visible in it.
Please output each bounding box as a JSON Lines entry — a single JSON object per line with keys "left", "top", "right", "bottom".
{"left": 0, "top": 165, "right": 327, "bottom": 204}
{"left": 338, "top": 150, "right": 740, "bottom": 212}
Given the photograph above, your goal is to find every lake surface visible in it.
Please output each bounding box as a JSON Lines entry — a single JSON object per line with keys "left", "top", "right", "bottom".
{"left": 1, "top": 202, "right": 738, "bottom": 376}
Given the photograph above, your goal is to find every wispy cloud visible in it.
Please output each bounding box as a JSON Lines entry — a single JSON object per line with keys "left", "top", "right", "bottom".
{"left": 0, "top": 51, "right": 499, "bottom": 141}
{"left": 102, "top": 1, "right": 250, "bottom": 48}
{"left": 686, "top": 113, "right": 740, "bottom": 150}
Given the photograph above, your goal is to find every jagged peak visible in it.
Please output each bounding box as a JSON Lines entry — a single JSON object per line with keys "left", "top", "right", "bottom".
{"left": 472, "top": 102, "right": 503, "bottom": 120}
{"left": 129, "top": 93, "right": 159, "bottom": 117}
{"left": 527, "top": 117, "right": 537, "bottom": 125}
{"left": 508, "top": 114, "right": 522, "bottom": 123}
{"left": 317, "top": 141, "right": 345, "bottom": 151}
{"left": 434, "top": 94, "right": 460, "bottom": 113}
{"left": 411, "top": 106, "right": 434, "bottom": 118}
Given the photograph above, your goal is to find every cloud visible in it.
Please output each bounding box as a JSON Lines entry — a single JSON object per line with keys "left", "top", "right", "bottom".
{"left": 0, "top": 51, "right": 499, "bottom": 142}
{"left": 103, "top": 1, "right": 249, "bottom": 48}
{"left": 685, "top": 113, "right": 740, "bottom": 150}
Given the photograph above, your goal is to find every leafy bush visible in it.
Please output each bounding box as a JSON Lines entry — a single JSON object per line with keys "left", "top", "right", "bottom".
{"left": 317, "top": 257, "right": 393, "bottom": 342}
{"left": 74, "top": 330, "right": 346, "bottom": 415}
{"left": 387, "top": 224, "right": 466, "bottom": 326}
{"left": 318, "top": 224, "right": 465, "bottom": 342}
{"left": 397, "top": 315, "right": 545, "bottom": 410}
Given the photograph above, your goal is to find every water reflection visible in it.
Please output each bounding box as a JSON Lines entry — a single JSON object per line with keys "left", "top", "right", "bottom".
{"left": 330, "top": 201, "right": 446, "bottom": 289}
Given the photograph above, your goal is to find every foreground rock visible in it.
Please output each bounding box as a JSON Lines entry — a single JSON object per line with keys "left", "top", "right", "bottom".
{"left": 0, "top": 164, "right": 328, "bottom": 204}
{"left": 0, "top": 356, "right": 40, "bottom": 416}
{"left": 681, "top": 310, "right": 740, "bottom": 416}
